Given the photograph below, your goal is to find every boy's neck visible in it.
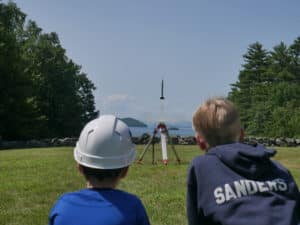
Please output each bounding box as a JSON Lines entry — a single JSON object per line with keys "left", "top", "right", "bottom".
{"left": 86, "top": 178, "right": 119, "bottom": 189}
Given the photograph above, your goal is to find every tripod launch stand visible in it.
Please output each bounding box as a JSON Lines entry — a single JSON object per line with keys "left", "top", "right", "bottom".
{"left": 137, "top": 122, "right": 181, "bottom": 165}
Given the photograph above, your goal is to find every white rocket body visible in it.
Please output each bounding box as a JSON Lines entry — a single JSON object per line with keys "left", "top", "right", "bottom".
{"left": 159, "top": 79, "right": 168, "bottom": 165}
{"left": 160, "top": 132, "right": 168, "bottom": 164}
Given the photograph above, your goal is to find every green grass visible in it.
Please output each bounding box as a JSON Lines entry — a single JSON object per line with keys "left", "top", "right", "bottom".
{"left": 0, "top": 145, "right": 299, "bottom": 225}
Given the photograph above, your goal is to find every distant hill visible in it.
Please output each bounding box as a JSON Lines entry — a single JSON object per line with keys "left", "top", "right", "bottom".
{"left": 120, "top": 118, "right": 148, "bottom": 127}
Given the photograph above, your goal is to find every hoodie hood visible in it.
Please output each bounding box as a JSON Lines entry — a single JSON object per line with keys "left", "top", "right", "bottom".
{"left": 207, "top": 143, "right": 276, "bottom": 179}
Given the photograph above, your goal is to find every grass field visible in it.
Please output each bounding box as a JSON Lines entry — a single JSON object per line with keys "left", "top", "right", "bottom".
{"left": 0, "top": 145, "right": 299, "bottom": 225}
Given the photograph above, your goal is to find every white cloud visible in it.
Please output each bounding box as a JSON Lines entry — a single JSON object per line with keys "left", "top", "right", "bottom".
{"left": 106, "top": 94, "right": 133, "bottom": 103}
{"left": 101, "top": 94, "right": 139, "bottom": 118}
{"left": 100, "top": 94, "right": 192, "bottom": 124}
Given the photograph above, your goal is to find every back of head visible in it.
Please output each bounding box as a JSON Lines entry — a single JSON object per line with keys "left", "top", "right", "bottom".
{"left": 74, "top": 115, "right": 136, "bottom": 170}
{"left": 193, "top": 97, "right": 241, "bottom": 147}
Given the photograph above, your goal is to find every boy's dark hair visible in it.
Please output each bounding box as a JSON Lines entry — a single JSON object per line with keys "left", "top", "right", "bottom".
{"left": 81, "top": 165, "right": 127, "bottom": 182}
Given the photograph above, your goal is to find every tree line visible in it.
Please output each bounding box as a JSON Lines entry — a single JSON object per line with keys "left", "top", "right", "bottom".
{"left": 0, "top": 2, "right": 98, "bottom": 140}
{"left": 228, "top": 38, "right": 300, "bottom": 138}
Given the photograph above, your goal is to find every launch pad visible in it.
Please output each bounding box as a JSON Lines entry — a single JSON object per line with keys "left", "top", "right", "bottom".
{"left": 137, "top": 80, "right": 181, "bottom": 165}
{"left": 137, "top": 122, "right": 181, "bottom": 165}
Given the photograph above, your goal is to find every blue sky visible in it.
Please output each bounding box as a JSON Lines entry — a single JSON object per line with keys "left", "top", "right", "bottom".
{"left": 9, "top": 0, "right": 300, "bottom": 123}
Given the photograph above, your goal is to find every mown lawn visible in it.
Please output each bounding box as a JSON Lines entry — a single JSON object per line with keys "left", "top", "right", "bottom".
{"left": 0, "top": 145, "right": 299, "bottom": 225}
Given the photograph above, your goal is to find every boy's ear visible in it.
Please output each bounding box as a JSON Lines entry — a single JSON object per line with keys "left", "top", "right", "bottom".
{"left": 239, "top": 128, "right": 244, "bottom": 142}
{"left": 195, "top": 134, "right": 207, "bottom": 151}
{"left": 120, "top": 167, "right": 129, "bottom": 179}
{"left": 77, "top": 164, "right": 84, "bottom": 175}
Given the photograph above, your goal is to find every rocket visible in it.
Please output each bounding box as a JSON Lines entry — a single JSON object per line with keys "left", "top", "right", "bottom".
{"left": 160, "top": 79, "right": 165, "bottom": 100}
{"left": 159, "top": 79, "right": 167, "bottom": 164}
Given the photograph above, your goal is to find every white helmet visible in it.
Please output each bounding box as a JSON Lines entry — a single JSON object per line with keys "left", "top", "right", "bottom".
{"left": 74, "top": 115, "right": 136, "bottom": 169}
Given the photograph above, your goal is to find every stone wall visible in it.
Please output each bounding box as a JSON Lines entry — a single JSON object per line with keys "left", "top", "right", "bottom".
{"left": 0, "top": 138, "right": 77, "bottom": 150}
{"left": 243, "top": 137, "right": 300, "bottom": 147}
{"left": 0, "top": 135, "right": 300, "bottom": 150}
{"left": 132, "top": 135, "right": 300, "bottom": 147}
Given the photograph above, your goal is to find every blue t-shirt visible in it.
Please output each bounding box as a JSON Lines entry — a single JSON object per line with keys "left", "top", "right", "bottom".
{"left": 49, "top": 188, "right": 150, "bottom": 225}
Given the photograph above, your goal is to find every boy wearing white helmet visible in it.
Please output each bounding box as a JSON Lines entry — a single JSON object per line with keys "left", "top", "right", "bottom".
{"left": 49, "top": 115, "right": 150, "bottom": 225}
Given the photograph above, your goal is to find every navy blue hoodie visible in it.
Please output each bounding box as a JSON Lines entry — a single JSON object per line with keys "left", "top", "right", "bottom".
{"left": 187, "top": 143, "right": 300, "bottom": 225}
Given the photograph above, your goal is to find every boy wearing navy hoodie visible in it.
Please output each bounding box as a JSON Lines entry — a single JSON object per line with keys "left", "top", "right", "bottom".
{"left": 187, "top": 97, "right": 300, "bottom": 225}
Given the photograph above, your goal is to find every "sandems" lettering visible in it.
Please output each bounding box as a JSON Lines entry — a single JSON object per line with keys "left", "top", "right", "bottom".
{"left": 214, "top": 179, "right": 288, "bottom": 204}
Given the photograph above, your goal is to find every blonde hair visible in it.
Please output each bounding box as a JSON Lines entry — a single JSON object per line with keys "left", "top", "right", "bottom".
{"left": 192, "top": 97, "right": 241, "bottom": 147}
